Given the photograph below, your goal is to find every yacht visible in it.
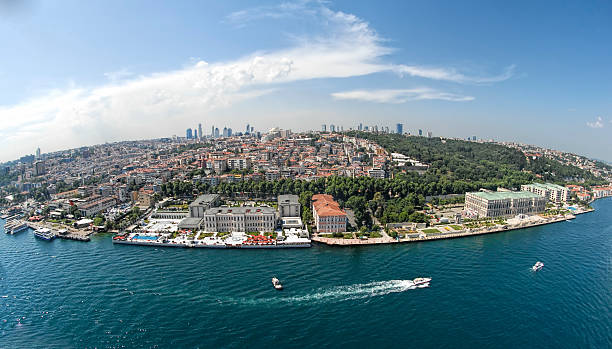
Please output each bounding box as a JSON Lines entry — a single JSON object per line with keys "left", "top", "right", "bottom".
{"left": 34, "top": 228, "right": 56, "bottom": 241}
{"left": 271, "top": 277, "right": 283, "bottom": 290}
{"left": 532, "top": 261, "right": 544, "bottom": 272}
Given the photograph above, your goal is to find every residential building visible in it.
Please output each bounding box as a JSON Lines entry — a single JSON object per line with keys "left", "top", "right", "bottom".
{"left": 521, "top": 183, "right": 570, "bottom": 203}
{"left": 465, "top": 191, "right": 547, "bottom": 218}
{"left": 396, "top": 123, "right": 403, "bottom": 135}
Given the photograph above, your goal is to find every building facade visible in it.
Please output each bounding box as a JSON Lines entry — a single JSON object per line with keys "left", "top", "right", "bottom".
{"left": 521, "top": 183, "right": 570, "bottom": 203}
{"left": 203, "top": 207, "right": 275, "bottom": 232}
{"left": 312, "top": 194, "right": 347, "bottom": 233}
{"left": 189, "top": 194, "right": 220, "bottom": 218}
{"left": 465, "top": 191, "right": 547, "bottom": 218}
{"left": 278, "top": 194, "right": 300, "bottom": 218}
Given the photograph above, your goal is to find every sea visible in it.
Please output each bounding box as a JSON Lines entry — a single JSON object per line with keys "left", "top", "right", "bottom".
{"left": 1, "top": 198, "right": 611, "bottom": 348}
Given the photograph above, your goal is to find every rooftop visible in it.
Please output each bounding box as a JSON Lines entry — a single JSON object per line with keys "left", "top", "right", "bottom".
{"left": 468, "top": 191, "right": 543, "bottom": 201}
{"left": 204, "top": 206, "right": 275, "bottom": 215}
{"left": 190, "top": 194, "right": 220, "bottom": 207}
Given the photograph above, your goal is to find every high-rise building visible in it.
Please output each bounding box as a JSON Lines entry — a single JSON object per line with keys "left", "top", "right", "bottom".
{"left": 396, "top": 123, "right": 403, "bottom": 135}
{"left": 194, "top": 130, "right": 198, "bottom": 139}
{"left": 214, "top": 127, "right": 219, "bottom": 138}
{"left": 222, "top": 127, "right": 228, "bottom": 137}
{"left": 34, "top": 161, "right": 46, "bottom": 176}
{"left": 211, "top": 126, "right": 215, "bottom": 138}
{"left": 186, "top": 128, "right": 193, "bottom": 139}
{"left": 358, "top": 123, "right": 363, "bottom": 131}
{"left": 418, "top": 129, "right": 423, "bottom": 136}
{"left": 198, "top": 123, "right": 203, "bottom": 140}
{"left": 374, "top": 125, "right": 378, "bottom": 133}
{"left": 246, "top": 124, "right": 250, "bottom": 134}
{"left": 227, "top": 128, "right": 232, "bottom": 137}
{"left": 321, "top": 124, "right": 327, "bottom": 132}
{"left": 250, "top": 126, "right": 254, "bottom": 134}
{"left": 427, "top": 131, "right": 432, "bottom": 138}
{"left": 36, "top": 147, "right": 41, "bottom": 159}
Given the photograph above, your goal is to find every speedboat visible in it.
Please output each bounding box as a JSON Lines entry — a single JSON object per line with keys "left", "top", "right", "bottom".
{"left": 271, "top": 277, "right": 283, "bottom": 290}
{"left": 413, "top": 277, "right": 431, "bottom": 285}
{"left": 532, "top": 261, "right": 544, "bottom": 272}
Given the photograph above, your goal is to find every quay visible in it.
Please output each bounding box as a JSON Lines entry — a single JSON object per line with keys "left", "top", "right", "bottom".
{"left": 26, "top": 221, "right": 92, "bottom": 242}
{"left": 312, "top": 211, "right": 590, "bottom": 247}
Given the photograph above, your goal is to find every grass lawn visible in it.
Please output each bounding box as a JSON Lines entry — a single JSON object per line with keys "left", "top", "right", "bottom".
{"left": 422, "top": 228, "right": 441, "bottom": 234}
{"left": 450, "top": 225, "right": 463, "bottom": 230}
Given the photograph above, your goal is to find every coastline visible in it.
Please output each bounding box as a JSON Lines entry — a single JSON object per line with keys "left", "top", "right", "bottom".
{"left": 312, "top": 209, "right": 594, "bottom": 247}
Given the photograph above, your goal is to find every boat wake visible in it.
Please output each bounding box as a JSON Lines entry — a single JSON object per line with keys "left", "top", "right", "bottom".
{"left": 224, "top": 280, "right": 419, "bottom": 306}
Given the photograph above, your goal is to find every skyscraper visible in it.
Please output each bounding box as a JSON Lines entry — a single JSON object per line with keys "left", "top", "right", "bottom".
{"left": 214, "top": 127, "right": 219, "bottom": 138}
{"left": 330, "top": 124, "right": 335, "bottom": 132}
{"left": 211, "top": 126, "right": 215, "bottom": 138}
{"left": 186, "top": 128, "right": 193, "bottom": 139}
{"left": 222, "top": 127, "right": 228, "bottom": 137}
{"left": 36, "top": 147, "right": 41, "bottom": 159}
{"left": 227, "top": 128, "right": 232, "bottom": 137}
{"left": 396, "top": 123, "right": 403, "bottom": 135}
{"left": 427, "top": 131, "right": 432, "bottom": 138}
{"left": 418, "top": 129, "right": 423, "bottom": 136}
{"left": 198, "top": 123, "right": 203, "bottom": 140}
{"left": 358, "top": 123, "right": 363, "bottom": 131}
{"left": 246, "top": 124, "right": 250, "bottom": 134}
{"left": 322, "top": 124, "right": 327, "bottom": 132}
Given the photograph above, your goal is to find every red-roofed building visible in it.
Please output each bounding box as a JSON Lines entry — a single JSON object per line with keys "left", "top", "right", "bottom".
{"left": 312, "top": 194, "right": 347, "bottom": 233}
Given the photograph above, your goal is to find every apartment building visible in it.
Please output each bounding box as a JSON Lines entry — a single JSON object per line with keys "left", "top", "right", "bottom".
{"left": 521, "top": 183, "right": 570, "bottom": 203}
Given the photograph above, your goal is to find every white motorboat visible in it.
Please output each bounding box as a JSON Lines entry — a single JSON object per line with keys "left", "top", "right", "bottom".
{"left": 532, "top": 261, "right": 544, "bottom": 272}
{"left": 413, "top": 277, "right": 432, "bottom": 286}
{"left": 271, "top": 277, "right": 283, "bottom": 290}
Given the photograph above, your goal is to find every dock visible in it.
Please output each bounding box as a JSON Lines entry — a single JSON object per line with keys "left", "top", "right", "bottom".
{"left": 27, "top": 221, "right": 92, "bottom": 242}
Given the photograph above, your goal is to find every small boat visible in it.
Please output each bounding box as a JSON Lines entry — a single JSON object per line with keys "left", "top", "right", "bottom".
{"left": 413, "top": 277, "right": 432, "bottom": 286}
{"left": 532, "top": 261, "right": 544, "bottom": 272}
{"left": 34, "top": 228, "right": 56, "bottom": 241}
{"left": 271, "top": 277, "right": 283, "bottom": 290}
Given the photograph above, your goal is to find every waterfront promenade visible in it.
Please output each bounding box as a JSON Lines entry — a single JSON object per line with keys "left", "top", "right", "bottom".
{"left": 312, "top": 211, "right": 590, "bottom": 246}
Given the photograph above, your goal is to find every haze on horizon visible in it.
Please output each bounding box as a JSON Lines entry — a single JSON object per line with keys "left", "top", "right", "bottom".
{"left": 1, "top": 0, "right": 611, "bottom": 162}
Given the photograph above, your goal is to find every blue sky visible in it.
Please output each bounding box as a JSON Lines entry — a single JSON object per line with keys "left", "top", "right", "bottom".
{"left": 0, "top": 0, "right": 611, "bottom": 162}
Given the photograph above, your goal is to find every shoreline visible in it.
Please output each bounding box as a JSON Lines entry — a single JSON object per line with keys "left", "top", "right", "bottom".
{"left": 312, "top": 209, "right": 594, "bottom": 247}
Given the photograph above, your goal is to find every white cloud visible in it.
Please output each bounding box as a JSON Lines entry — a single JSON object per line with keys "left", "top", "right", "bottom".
{"left": 331, "top": 88, "right": 474, "bottom": 103}
{"left": 0, "top": 1, "right": 513, "bottom": 162}
{"left": 393, "top": 64, "right": 515, "bottom": 84}
{"left": 104, "top": 69, "right": 133, "bottom": 82}
{"left": 586, "top": 116, "right": 604, "bottom": 129}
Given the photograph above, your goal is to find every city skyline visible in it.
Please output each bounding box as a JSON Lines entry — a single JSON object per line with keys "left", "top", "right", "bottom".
{"left": 1, "top": 1, "right": 611, "bottom": 162}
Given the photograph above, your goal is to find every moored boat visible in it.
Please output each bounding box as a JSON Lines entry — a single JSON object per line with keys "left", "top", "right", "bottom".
{"left": 34, "top": 228, "right": 56, "bottom": 241}
{"left": 10, "top": 223, "right": 29, "bottom": 234}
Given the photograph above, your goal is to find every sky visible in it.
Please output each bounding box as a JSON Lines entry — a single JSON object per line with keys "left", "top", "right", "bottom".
{"left": 0, "top": 0, "right": 611, "bottom": 162}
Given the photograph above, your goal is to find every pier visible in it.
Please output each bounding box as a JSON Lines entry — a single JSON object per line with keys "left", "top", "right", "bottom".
{"left": 26, "top": 221, "right": 92, "bottom": 242}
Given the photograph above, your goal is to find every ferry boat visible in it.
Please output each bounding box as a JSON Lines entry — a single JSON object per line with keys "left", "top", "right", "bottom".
{"left": 34, "top": 228, "right": 56, "bottom": 241}
{"left": 271, "top": 277, "right": 283, "bottom": 290}
{"left": 532, "top": 261, "right": 544, "bottom": 272}
{"left": 413, "top": 277, "right": 432, "bottom": 288}
{"left": 10, "top": 223, "right": 29, "bottom": 235}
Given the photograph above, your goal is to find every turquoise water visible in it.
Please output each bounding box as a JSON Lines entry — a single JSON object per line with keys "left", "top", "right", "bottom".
{"left": 1, "top": 199, "right": 611, "bottom": 348}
